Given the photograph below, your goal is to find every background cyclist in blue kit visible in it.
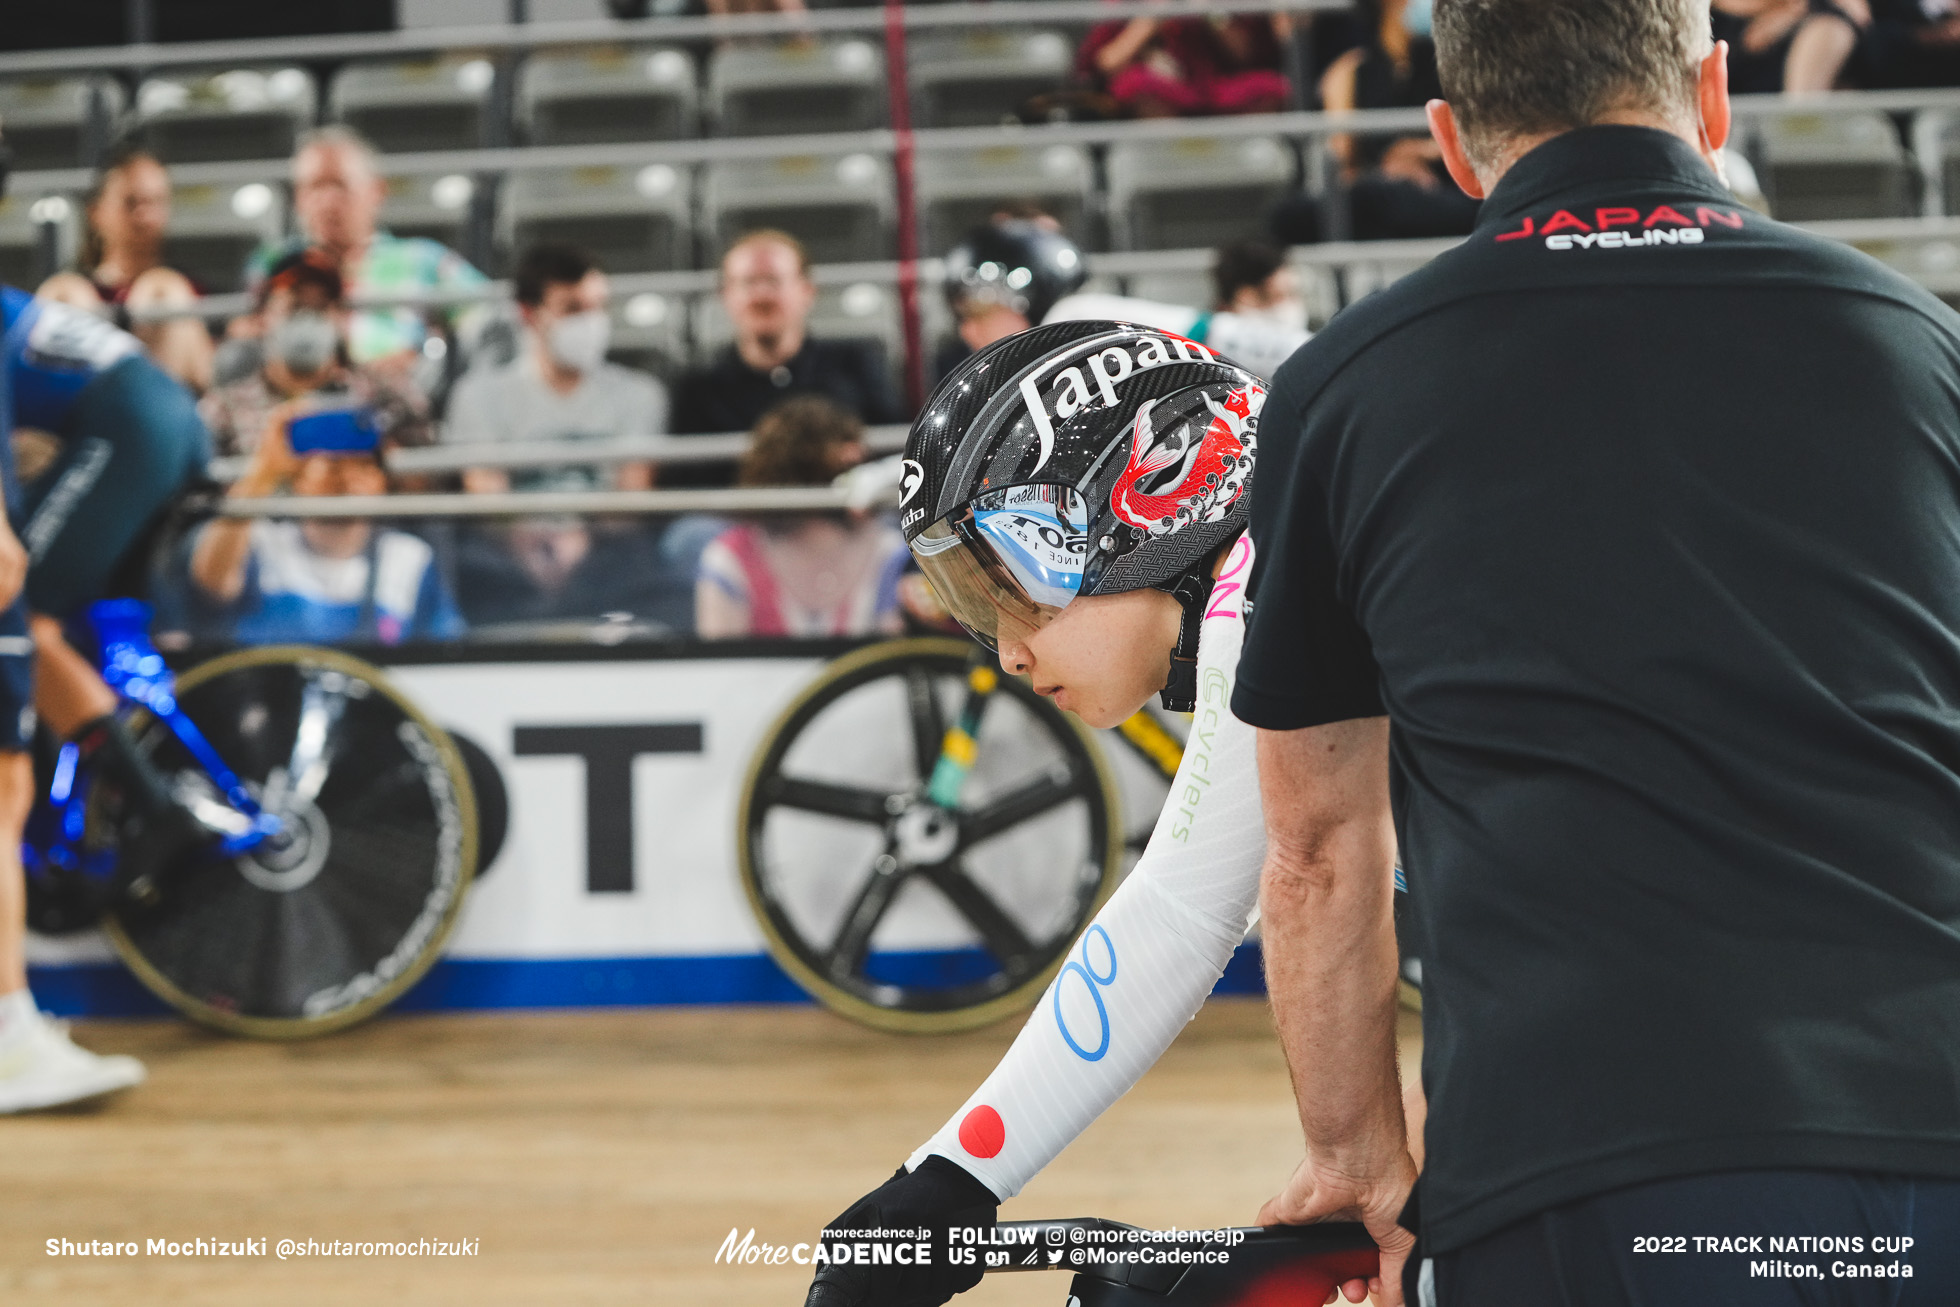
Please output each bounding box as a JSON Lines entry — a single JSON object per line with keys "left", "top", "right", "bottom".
{"left": 0, "top": 140, "right": 225, "bottom": 1112}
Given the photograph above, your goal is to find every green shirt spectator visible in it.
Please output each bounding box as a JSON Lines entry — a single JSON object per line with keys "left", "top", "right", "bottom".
{"left": 246, "top": 127, "right": 489, "bottom": 365}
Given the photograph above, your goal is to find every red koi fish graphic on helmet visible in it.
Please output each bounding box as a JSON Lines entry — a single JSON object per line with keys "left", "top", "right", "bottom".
{"left": 1109, "top": 385, "right": 1263, "bottom": 537}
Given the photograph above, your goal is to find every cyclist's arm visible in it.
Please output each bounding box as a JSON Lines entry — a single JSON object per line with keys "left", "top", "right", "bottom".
{"left": 906, "top": 606, "right": 1265, "bottom": 1199}
{"left": 0, "top": 515, "right": 25, "bottom": 609}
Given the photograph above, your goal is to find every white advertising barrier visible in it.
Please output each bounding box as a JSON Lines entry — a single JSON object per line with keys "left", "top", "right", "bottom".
{"left": 398, "top": 654, "right": 825, "bottom": 961}
{"left": 27, "top": 647, "right": 1182, "bottom": 1015}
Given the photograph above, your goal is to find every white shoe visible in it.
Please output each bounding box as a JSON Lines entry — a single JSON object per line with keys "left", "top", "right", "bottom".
{"left": 0, "top": 1014, "right": 146, "bottom": 1113}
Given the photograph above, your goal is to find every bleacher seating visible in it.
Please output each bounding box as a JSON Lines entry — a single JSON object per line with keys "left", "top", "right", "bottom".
{"left": 133, "top": 67, "right": 315, "bottom": 164}
{"left": 0, "top": 77, "right": 124, "bottom": 171}
{"left": 915, "top": 143, "right": 1095, "bottom": 256}
{"left": 160, "top": 179, "right": 284, "bottom": 293}
{"left": 380, "top": 171, "right": 479, "bottom": 250}
{"left": 502, "top": 163, "right": 693, "bottom": 274}
{"left": 518, "top": 46, "right": 698, "bottom": 145}
{"left": 608, "top": 289, "right": 688, "bottom": 380}
{"left": 702, "top": 150, "right": 894, "bottom": 264}
{"left": 0, "top": 192, "right": 77, "bottom": 288}
{"left": 331, "top": 55, "right": 497, "bottom": 155}
{"left": 1753, "top": 111, "right": 1912, "bottom": 222}
{"left": 1125, "top": 270, "right": 1214, "bottom": 315}
{"left": 907, "top": 29, "right": 1071, "bottom": 128}
{"left": 707, "top": 40, "right": 886, "bottom": 137}
{"left": 1105, "top": 136, "right": 1296, "bottom": 250}
{"left": 22, "top": 15, "right": 1960, "bottom": 409}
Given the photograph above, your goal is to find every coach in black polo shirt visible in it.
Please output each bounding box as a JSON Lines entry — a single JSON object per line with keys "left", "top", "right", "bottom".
{"left": 1236, "top": 1, "right": 1960, "bottom": 1303}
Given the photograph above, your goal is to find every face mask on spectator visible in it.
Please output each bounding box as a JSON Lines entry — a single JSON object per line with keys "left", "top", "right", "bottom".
{"left": 1235, "top": 298, "right": 1309, "bottom": 334}
{"left": 268, "top": 311, "right": 339, "bottom": 377}
{"left": 1403, "top": 0, "right": 1433, "bottom": 39}
{"left": 545, "top": 310, "right": 610, "bottom": 374}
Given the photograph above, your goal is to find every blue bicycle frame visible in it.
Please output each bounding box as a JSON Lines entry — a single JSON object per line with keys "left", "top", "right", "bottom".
{"left": 22, "top": 600, "right": 283, "bottom": 891}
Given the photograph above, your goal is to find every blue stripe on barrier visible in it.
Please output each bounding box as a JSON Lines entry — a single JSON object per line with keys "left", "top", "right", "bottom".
{"left": 29, "top": 941, "right": 1268, "bottom": 1020}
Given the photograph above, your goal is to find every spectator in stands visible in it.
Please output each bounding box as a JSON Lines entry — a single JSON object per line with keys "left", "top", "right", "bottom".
{"left": 447, "top": 243, "right": 663, "bottom": 493}
{"left": 1773, "top": 0, "right": 1960, "bottom": 92}
{"left": 37, "top": 144, "right": 215, "bottom": 393}
{"left": 199, "top": 251, "right": 430, "bottom": 459}
{"left": 934, "top": 217, "right": 1088, "bottom": 382}
{"left": 1712, "top": 1, "right": 1851, "bottom": 94}
{"left": 184, "top": 404, "right": 463, "bottom": 646}
{"left": 1274, "top": 0, "right": 1479, "bottom": 242}
{"left": 1075, "top": 10, "right": 1292, "bottom": 118}
{"left": 445, "top": 242, "right": 673, "bottom": 627}
{"left": 695, "top": 397, "right": 908, "bottom": 639}
{"left": 1212, "top": 238, "right": 1306, "bottom": 328}
{"left": 671, "top": 230, "right": 904, "bottom": 485}
{"left": 248, "top": 126, "right": 488, "bottom": 368}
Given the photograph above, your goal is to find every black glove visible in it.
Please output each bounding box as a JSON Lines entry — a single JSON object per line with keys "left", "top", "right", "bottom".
{"left": 804, "top": 1156, "right": 999, "bottom": 1307}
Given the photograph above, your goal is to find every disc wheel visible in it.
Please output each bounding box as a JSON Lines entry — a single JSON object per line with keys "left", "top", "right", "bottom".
{"left": 94, "top": 646, "right": 477, "bottom": 1039}
{"left": 739, "top": 638, "right": 1122, "bottom": 1033}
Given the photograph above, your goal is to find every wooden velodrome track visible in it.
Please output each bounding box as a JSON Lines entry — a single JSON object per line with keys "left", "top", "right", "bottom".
{"left": 1, "top": 1000, "right": 1423, "bottom": 1306}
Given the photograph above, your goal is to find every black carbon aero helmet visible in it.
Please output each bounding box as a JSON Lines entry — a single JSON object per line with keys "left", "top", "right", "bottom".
{"left": 942, "top": 220, "right": 1087, "bottom": 328}
{"left": 901, "top": 320, "right": 1265, "bottom": 710}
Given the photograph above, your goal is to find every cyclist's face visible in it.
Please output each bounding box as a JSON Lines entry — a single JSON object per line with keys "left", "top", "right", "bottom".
{"left": 996, "top": 587, "right": 1181, "bottom": 729}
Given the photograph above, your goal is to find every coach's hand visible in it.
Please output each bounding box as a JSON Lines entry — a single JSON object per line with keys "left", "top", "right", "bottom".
{"left": 0, "top": 515, "right": 26, "bottom": 609}
{"left": 1259, "top": 1147, "right": 1418, "bottom": 1307}
{"left": 804, "top": 1156, "right": 998, "bottom": 1307}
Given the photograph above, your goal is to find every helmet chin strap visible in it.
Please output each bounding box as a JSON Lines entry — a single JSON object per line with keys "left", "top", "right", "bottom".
{"left": 1156, "top": 570, "right": 1215, "bottom": 713}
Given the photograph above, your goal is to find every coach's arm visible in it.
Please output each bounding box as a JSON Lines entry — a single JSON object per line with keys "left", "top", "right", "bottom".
{"left": 1253, "top": 716, "right": 1416, "bottom": 1306}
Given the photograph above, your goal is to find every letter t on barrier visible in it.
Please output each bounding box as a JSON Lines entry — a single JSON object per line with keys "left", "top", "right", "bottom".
{"left": 513, "top": 723, "right": 705, "bottom": 892}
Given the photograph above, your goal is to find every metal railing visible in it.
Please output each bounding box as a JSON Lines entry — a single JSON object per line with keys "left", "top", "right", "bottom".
{"left": 0, "top": 0, "right": 1340, "bottom": 78}
{"left": 206, "top": 422, "right": 911, "bottom": 481}
{"left": 216, "top": 483, "right": 871, "bottom": 519}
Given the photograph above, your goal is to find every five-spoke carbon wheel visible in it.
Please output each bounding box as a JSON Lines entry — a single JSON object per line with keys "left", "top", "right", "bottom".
{"left": 96, "top": 647, "right": 478, "bottom": 1039}
{"left": 738, "top": 638, "right": 1122, "bottom": 1033}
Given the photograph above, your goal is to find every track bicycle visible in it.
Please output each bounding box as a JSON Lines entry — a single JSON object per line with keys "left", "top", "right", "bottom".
{"left": 737, "top": 637, "right": 1187, "bottom": 1033}
{"left": 740, "top": 636, "right": 1423, "bottom": 1031}
{"left": 23, "top": 599, "right": 492, "bottom": 1038}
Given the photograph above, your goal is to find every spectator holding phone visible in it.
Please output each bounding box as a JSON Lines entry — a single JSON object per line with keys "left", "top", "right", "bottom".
{"left": 183, "top": 405, "right": 462, "bottom": 646}
{"left": 200, "top": 250, "right": 430, "bottom": 460}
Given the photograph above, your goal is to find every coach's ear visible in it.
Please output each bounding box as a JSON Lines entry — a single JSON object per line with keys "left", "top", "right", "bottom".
{"left": 1425, "top": 100, "right": 1486, "bottom": 200}
{"left": 1698, "top": 40, "right": 1733, "bottom": 157}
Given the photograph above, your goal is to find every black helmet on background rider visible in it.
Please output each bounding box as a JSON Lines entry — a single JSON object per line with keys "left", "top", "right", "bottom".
{"left": 941, "top": 220, "right": 1087, "bottom": 329}
{"left": 901, "top": 320, "right": 1264, "bottom": 712}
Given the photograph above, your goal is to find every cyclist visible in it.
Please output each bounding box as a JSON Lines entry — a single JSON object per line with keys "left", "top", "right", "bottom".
{"left": 807, "top": 321, "right": 1414, "bottom": 1306}
{"left": 939, "top": 218, "right": 1310, "bottom": 382}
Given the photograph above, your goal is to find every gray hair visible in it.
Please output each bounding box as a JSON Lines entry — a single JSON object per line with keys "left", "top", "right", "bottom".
{"left": 1434, "top": 0, "right": 1711, "bottom": 173}
{"left": 293, "top": 124, "right": 382, "bottom": 177}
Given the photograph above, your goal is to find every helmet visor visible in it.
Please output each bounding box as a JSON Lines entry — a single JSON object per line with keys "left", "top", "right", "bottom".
{"left": 912, "top": 484, "right": 1091, "bottom": 651}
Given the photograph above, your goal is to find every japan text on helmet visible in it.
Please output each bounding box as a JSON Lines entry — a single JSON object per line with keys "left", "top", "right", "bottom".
{"left": 941, "top": 220, "right": 1087, "bottom": 328}
{"left": 901, "top": 321, "right": 1264, "bottom": 705}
